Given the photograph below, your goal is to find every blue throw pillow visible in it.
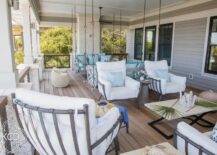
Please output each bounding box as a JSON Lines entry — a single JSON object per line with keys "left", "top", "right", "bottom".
{"left": 211, "top": 123, "right": 217, "bottom": 143}
{"left": 155, "top": 69, "right": 171, "bottom": 82}
{"left": 105, "top": 71, "right": 125, "bottom": 87}
{"left": 100, "top": 55, "right": 111, "bottom": 62}
{"left": 87, "top": 54, "right": 98, "bottom": 65}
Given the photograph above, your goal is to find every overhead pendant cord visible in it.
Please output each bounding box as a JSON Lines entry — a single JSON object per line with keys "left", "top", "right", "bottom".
{"left": 158, "top": 0, "right": 162, "bottom": 57}
{"left": 113, "top": 13, "right": 115, "bottom": 54}
{"left": 84, "top": 0, "right": 87, "bottom": 76}
{"left": 143, "top": 0, "right": 146, "bottom": 60}
{"left": 91, "top": 0, "right": 95, "bottom": 87}
{"left": 99, "top": 7, "right": 103, "bottom": 53}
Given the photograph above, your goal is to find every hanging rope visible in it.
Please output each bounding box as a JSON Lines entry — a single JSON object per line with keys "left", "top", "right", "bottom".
{"left": 84, "top": 0, "right": 87, "bottom": 76}
{"left": 91, "top": 0, "right": 95, "bottom": 88}
{"left": 99, "top": 7, "right": 103, "bottom": 53}
{"left": 112, "top": 13, "right": 115, "bottom": 54}
{"left": 119, "top": 10, "right": 122, "bottom": 53}
{"left": 159, "top": 0, "right": 162, "bottom": 28}
{"left": 143, "top": 0, "right": 146, "bottom": 60}
{"left": 74, "top": 0, "right": 77, "bottom": 56}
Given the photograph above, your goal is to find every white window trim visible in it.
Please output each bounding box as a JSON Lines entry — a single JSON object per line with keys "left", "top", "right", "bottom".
{"left": 201, "top": 16, "right": 217, "bottom": 79}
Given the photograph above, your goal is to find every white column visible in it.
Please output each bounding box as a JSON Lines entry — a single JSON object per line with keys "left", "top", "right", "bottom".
{"left": 0, "top": 0, "right": 17, "bottom": 89}
{"left": 31, "top": 23, "right": 38, "bottom": 58}
{"left": 36, "top": 23, "right": 41, "bottom": 56}
{"left": 126, "top": 29, "right": 135, "bottom": 59}
{"left": 21, "top": 2, "right": 33, "bottom": 64}
{"left": 77, "top": 14, "right": 100, "bottom": 54}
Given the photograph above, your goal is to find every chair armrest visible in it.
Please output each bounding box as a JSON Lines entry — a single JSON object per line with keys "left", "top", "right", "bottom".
{"left": 174, "top": 122, "right": 217, "bottom": 155}
{"left": 170, "top": 73, "right": 186, "bottom": 92}
{"left": 98, "top": 78, "right": 112, "bottom": 100}
{"left": 125, "top": 76, "right": 140, "bottom": 90}
{"left": 170, "top": 73, "right": 186, "bottom": 84}
{"left": 148, "top": 76, "right": 167, "bottom": 94}
{"left": 92, "top": 107, "right": 121, "bottom": 149}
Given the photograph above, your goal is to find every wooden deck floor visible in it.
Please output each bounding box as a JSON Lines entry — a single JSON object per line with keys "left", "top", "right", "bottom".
{"left": 40, "top": 71, "right": 217, "bottom": 154}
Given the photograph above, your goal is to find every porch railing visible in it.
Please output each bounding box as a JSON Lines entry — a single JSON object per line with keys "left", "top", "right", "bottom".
{"left": 43, "top": 54, "right": 70, "bottom": 69}
{"left": 18, "top": 66, "right": 30, "bottom": 83}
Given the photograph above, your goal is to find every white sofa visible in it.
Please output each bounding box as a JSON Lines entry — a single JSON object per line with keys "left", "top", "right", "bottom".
{"left": 96, "top": 60, "right": 140, "bottom": 101}
{"left": 145, "top": 60, "right": 186, "bottom": 100}
{"left": 13, "top": 89, "right": 121, "bottom": 155}
{"left": 175, "top": 122, "right": 217, "bottom": 155}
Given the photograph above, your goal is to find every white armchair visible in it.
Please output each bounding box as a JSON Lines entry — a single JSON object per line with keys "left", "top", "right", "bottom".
{"left": 12, "top": 89, "right": 121, "bottom": 155}
{"left": 96, "top": 60, "right": 140, "bottom": 101}
{"left": 174, "top": 122, "right": 217, "bottom": 155}
{"left": 145, "top": 60, "right": 186, "bottom": 100}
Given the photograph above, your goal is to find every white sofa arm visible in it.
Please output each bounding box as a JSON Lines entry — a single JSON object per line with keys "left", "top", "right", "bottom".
{"left": 93, "top": 107, "right": 121, "bottom": 154}
{"left": 175, "top": 122, "right": 217, "bottom": 155}
{"left": 125, "top": 76, "right": 140, "bottom": 90}
{"left": 98, "top": 78, "right": 112, "bottom": 99}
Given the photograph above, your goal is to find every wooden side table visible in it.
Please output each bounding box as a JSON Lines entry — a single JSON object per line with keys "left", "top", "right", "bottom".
{"left": 0, "top": 96, "right": 11, "bottom": 153}
{"left": 136, "top": 80, "right": 150, "bottom": 109}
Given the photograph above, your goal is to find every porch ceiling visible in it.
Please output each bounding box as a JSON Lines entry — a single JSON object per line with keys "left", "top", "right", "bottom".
{"left": 38, "top": 0, "right": 204, "bottom": 21}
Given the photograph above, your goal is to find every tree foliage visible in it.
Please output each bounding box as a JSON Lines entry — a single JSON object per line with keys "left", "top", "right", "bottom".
{"left": 101, "top": 28, "right": 126, "bottom": 54}
{"left": 40, "top": 27, "right": 72, "bottom": 54}
{"left": 13, "top": 35, "right": 24, "bottom": 65}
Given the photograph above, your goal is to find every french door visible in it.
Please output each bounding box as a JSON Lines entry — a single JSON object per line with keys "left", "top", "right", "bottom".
{"left": 158, "top": 23, "right": 173, "bottom": 65}
{"left": 134, "top": 28, "right": 143, "bottom": 60}
{"left": 144, "top": 26, "right": 156, "bottom": 61}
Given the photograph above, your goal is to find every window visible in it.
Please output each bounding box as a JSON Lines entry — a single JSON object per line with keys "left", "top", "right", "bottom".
{"left": 158, "top": 23, "right": 173, "bottom": 65}
{"left": 134, "top": 28, "right": 143, "bottom": 60}
{"left": 205, "top": 16, "right": 217, "bottom": 74}
{"left": 144, "top": 26, "right": 156, "bottom": 60}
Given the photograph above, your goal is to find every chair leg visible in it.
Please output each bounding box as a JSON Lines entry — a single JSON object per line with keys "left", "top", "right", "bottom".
{"left": 114, "top": 137, "right": 120, "bottom": 155}
{"left": 158, "top": 94, "right": 163, "bottom": 101}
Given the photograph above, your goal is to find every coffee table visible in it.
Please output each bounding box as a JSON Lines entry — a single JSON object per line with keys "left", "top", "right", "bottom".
{"left": 120, "top": 142, "right": 181, "bottom": 155}
{"left": 145, "top": 99, "right": 216, "bottom": 139}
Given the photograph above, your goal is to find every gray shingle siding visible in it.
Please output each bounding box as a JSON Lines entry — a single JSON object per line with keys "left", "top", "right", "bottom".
{"left": 171, "top": 18, "right": 217, "bottom": 91}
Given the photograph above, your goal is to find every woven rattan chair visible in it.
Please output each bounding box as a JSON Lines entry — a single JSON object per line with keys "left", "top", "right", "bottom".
{"left": 12, "top": 89, "right": 121, "bottom": 155}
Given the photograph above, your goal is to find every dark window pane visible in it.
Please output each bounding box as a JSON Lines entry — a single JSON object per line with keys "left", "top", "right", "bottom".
{"left": 208, "top": 46, "right": 217, "bottom": 72}
{"left": 158, "top": 23, "right": 173, "bottom": 65}
{"left": 145, "top": 26, "right": 156, "bottom": 61}
{"left": 134, "top": 28, "right": 143, "bottom": 60}
{"left": 205, "top": 16, "right": 217, "bottom": 74}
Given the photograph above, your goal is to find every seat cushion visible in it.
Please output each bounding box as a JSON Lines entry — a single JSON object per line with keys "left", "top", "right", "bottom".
{"left": 104, "top": 71, "right": 125, "bottom": 87}
{"left": 110, "top": 86, "right": 138, "bottom": 100}
{"left": 211, "top": 123, "right": 217, "bottom": 143}
{"left": 155, "top": 69, "right": 171, "bottom": 82}
{"left": 165, "top": 82, "right": 182, "bottom": 94}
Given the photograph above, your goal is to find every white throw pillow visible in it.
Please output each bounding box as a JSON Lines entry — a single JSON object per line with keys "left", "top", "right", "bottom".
{"left": 211, "top": 123, "right": 217, "bottom": 143}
